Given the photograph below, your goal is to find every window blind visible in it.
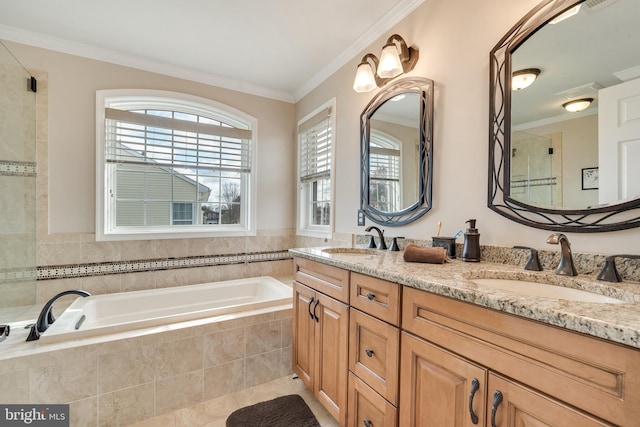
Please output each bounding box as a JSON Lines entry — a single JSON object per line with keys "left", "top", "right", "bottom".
{"left": 299, "top": 107, "right": 332, "bottom": 183}
{"left": 105, "top": 107, "right": 252, "bottom": 173}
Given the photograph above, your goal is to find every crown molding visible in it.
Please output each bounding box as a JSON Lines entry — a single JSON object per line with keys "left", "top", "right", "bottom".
{"left": 0, "top": 24, "right": 296, "bottom": 103}
{"left": 293, "top": 0, "right": 426, "bottom": 101}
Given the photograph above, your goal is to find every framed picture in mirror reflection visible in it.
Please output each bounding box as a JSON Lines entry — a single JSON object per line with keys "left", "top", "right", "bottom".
{"left": 582, "top": 167, "right": 598, "bottom": 190}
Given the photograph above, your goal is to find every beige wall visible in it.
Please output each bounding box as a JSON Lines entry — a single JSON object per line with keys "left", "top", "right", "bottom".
{"left": 4, "top": 41, "right": 296, "bottom": 234}
{"left": 296, "top": 0, "right": 639, "bottom": 255}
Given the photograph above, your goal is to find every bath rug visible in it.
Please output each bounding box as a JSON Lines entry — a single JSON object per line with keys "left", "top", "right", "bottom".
{"left": 226, "top": 394, "right": 320, "bottom": 427}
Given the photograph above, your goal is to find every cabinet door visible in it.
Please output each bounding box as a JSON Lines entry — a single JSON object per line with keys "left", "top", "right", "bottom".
{"left": 315, "top": 292, "right": 349, "bottom": 426}
{"left": 399, "top": 332, "right": 487, "bottom": 427}
{"left": 487, "top": 374, "right": 614, "bottom": 427}
{"left": 292, "top": 281, "right": 316, "bottom": 390}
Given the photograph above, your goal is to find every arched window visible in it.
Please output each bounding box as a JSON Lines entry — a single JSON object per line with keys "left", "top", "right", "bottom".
{"left": 96, "top": 90, "right": 257, "bottom": 240}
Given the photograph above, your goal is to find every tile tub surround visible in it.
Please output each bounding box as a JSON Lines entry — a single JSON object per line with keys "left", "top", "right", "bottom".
{"left": 290, "top": 246, "right": 640, "bottom": 348}
{"left": 0, "top": 305, "right": 292, "bottom": 427}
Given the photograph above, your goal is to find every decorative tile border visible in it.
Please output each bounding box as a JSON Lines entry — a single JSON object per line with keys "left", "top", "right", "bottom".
{"left": 0, "top": 160, "right": 37, "bottom": 177}
{"left": 35, "top": 250, "right": 293, "bottom": 281}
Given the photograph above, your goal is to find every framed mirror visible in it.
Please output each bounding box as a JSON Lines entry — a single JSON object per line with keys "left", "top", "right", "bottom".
{"left": 360, "top": 77, "right": 434, "bottom": 226}
{"left": 489, "top": 0, "right": 640, "bottom": 232}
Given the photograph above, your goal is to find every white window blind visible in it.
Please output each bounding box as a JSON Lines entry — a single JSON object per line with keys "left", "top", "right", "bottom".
{"left": 105, "top": 107, "right": 252, "bottom": 173}
{"left": 299, "top": 107, "right": 332, "bottom": 184}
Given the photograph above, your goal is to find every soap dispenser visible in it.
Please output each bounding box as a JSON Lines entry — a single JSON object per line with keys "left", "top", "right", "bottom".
{"left": 462, "top": 219, "right": 481, "bottom": 262}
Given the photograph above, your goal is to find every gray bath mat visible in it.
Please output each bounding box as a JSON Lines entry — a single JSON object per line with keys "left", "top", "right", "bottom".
{"left": 226, "top": 394, "right": 320, "bottom": 427}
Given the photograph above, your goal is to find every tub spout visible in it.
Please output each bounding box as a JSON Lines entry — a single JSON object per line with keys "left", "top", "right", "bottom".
{"left": 26, "top": 290, "right": 91, "bottom": 342}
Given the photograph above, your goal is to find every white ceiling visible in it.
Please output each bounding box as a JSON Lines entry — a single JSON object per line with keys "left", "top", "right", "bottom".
{"left": 0, "top": 0, "right": 425, "bottom": 102}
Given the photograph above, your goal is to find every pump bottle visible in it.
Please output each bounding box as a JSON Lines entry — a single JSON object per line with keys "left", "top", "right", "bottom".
{"left": 462, "top": 219, "right": 481, "bottom": 262}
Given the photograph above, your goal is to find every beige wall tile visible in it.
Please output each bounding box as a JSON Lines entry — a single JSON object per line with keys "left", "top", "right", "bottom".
{"left": 121, "top": 271, "right": 155, "bottom": 293}
{"left": 281, "top": 318, "right": 292, "bottom": 348}
{"left": 245, "top": 320, "right": 281, "bottom": 356}
{"left": 0, "top": 369, "right": 29, "bottom": 403}
{"left": 98, "top": 348, "right": 154, "bottom": 394}
{"left": 245, "top": 349, "right": 282, "bottom": 388}
{"left": 68, "top": 396, "right": 98, "bottom": 427}
{"left": 203, "top": 360, "right": 244, "bottom": 400}
{"left": 98, "top": 383, "right": 154, "bottom": 427}
{"left": 281, "top": 347, "right": 292, "bottom": 377}
{"left": 203, "top": 328, "right": 245, "bottom": 367}
{"left": 150, "top": 335, "right": 203, "bottom": 380}
{"left": 120, "top": 240, "right": 156, "bottom": 261}
{"left": 155, "top": 268, "right": 190, "bottom": 289}
{"left": 156, "top": 239, "right": 188, "bottom": 259}
{"left": 81, "top": 241, "right": 121, "bottom": 264}
{"left": 37, "top": 241, "right": 82, "bottom": 266}
{"left": 29, "top": 356, "right": 97, "bottom": 403}
{"left": 155, "top": 371, "right": 203, "bottom": 415}
{"left": 81, "top": 274, "right": 121, "bottom": 296}
{"left": 37, "top": 277, "right": 83, "bottom": 304}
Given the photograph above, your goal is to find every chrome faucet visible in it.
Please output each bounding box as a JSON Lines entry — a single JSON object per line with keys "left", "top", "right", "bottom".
{"left": 26, "top": 289, "right": 91, "bottom": 342}
{"left": 545, "top": 233, "right": 577, "bottom": 276}
{"left": 365, "top": 226, "right": 387, "bottom": 250}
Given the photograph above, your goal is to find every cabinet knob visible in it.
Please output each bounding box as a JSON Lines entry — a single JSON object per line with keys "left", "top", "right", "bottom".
{"left": 365, "top": 348, "right": 374, "bottom": 357}
{"left": 363, "top": 419, "right": 372, "bottom": 427}
{"left": 490, "top": 390, "right": 503, "bottom": 427}
{"left": 365, "top": 292, "right": 375, "bottom": 301}
{"left": 468, "top": 378, "right": 480, "bottom": 424}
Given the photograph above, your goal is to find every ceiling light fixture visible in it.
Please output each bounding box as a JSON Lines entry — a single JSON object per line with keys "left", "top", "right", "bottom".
{"left": 512, "top": 68, "right": 541, "bottom": 90}
{"left": 353, "top": 34, "right": 419, "bottom": 93}
{"left": 563, "top": 98, "right": 594, "bottom": 112}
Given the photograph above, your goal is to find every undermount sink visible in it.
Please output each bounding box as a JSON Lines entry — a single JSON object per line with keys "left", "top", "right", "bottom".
{"left": 470, "top": 278, "right": 626, "bottom": 304}
{"left": 321, "top": 248, "right": 380, "bottom": 256}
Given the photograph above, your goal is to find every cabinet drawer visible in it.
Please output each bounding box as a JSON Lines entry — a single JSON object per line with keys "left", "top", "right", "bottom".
{"left": 402, "top": 286, "right": 640, "bottom": 426}
{"left": 348, "top": 373, "right": 397, "bottom": 427}
{"left": 294, "top": 257, "right": 350, "bottom": 303}
{"left": 350, "top": 272, "right": 401, "bottom": 326}
{"left": 349, "top": 308, "right": 400, "bottom": 405}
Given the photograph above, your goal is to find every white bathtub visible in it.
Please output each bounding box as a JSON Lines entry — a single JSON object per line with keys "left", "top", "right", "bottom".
{"left": 40, "top": 276, "right": 292, "bottom": 344}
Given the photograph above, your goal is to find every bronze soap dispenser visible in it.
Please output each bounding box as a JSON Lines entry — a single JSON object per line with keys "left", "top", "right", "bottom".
{"left": 462, "top": 219, "right": 481, "bottom": 262}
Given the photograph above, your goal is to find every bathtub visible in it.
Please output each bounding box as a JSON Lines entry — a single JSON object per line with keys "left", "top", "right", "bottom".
{"left": 39, "top": 276, "right": 292, "bottom": 344}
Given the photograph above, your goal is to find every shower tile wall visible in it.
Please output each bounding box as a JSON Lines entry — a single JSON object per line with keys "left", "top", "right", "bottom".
{"left": 0, "top": 56, "right": 38, "bottom": 310}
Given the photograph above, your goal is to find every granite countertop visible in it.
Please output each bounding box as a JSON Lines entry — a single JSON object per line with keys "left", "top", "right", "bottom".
{"left": 289, "top": 247, "right": 640, "bottom": 349}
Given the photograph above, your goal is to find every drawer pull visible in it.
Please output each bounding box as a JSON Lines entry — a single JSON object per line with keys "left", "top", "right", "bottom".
{"left": 313, "top": 299, "right": 320, "bottom": 322}
{"left": 308, "top": 296, "right": 315, "bottom": 320}
{"left": 490, "top": 390, "right": 503, "bottom": 427}
{"left": 363, "top": 419, "right": 372, "bottom": 427}
{"left": 468, "top": 378, "right": 479, "bottom": 424}
{"left": 365, "top": 348, "right": 374, "bottom": 357}
{"left": 365, "top": 292, "right": 375, "bottom": 301}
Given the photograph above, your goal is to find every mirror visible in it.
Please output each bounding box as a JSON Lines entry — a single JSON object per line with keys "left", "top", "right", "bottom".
{"left": 360, "top": 77, "right": 433, "bottom": 226}
{"left": 489, "top": 0, "right": 640, "bottom": 232}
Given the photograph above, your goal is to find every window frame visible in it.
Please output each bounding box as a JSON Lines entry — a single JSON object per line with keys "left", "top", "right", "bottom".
{"left": 96, "top": 89, "right": 257, "bottom": 241}
{"left": 296, "top": 98, "right": 336, "bottom": 238}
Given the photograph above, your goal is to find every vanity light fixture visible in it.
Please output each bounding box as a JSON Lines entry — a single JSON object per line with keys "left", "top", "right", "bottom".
{"left": 512, "top": 68, "right": 540, "bottom": 90}
{"left": 563, "top": 97, "right": 593, "bottom": 112}
{"left": 353, "top": 34, "right": 419, "bottom": 93}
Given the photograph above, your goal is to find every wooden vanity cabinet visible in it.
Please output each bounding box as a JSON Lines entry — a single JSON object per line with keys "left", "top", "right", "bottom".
{"left": 292, "top": 258, "right": 349, "bottom": 426}
{"left": 401, "top": 286, "right": 640, "bottom": 426}
{"left": 348, "top": 273, "right": 401, "bottom": 427}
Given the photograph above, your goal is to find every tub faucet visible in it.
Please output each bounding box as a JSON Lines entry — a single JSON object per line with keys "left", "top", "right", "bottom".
{"left": 365, "top": 226, "right": 387, "bottom": 250}
{"left": 26, "top": 289, "right": 91, "bottom": 342}
{"left": 545, "top": 233, "right": 577, "bottom": 276}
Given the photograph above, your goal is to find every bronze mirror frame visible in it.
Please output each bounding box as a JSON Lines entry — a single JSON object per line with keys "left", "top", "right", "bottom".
{"left": 488, "top": 0, "right": 640, "bottom": 232}
{"left": 360, "top": 77, "right": 434, "bottom": 226}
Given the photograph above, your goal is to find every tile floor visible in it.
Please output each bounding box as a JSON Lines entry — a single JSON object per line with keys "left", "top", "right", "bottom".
{"left": 128, "top": 375, "right": 340, "bottom": 427}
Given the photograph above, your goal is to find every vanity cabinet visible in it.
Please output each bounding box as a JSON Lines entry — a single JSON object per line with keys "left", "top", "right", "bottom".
{"left": 292, "top": 258, "right": 349, "bottom": 425}
{"left": 401, "top": 286, "right": 640, "bottom": 426}
{"left": 348, "top": 273, "right": 401, "bottom": 427}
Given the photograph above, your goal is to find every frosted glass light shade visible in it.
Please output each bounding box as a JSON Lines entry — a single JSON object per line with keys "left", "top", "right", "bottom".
{"left": 563, "top": 98, "right": 593, "bottom": 113}
{"left": 512, "top": 68, "right": 540, "bottom": 90}
{"left": 377, "top": 43, "right": 403, "bottom": 78}
{"left": 353, "top": 62, "right": 378, "bottom": 92}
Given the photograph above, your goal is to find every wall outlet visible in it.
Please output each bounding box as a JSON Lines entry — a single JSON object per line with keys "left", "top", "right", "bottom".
{"left": 357, "top": 210, "right": 365, "bottom": 226}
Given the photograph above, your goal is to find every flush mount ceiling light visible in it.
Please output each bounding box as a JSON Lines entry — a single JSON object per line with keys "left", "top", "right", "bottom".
{"left": 353, "top": 34, "right": 419, "bottom": 93}
{"left": 563, "top": 98, "right": 594, "bottom": 112}
{"left": 512, "top": 68, "right": 541, "bottom": 90}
